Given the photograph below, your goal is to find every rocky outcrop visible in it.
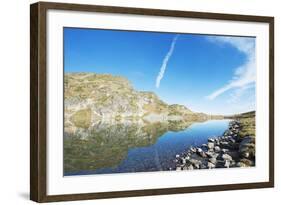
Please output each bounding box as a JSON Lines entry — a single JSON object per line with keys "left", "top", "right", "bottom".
{"left": 64, "top": 73, "right": 220, "bottom": 128}
{"left": 173, "top": 120, "right": 256, "bottom": 170}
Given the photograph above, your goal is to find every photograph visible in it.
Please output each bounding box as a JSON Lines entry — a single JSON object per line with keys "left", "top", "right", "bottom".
{"left": 63, "top": 28, "right": 256, "bottom": 176}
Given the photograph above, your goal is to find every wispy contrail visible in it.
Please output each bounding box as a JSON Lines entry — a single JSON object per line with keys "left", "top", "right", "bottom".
{"left": 156, "top": 34, "right": 179, "bottom": 88}
{"left": 205, "top": 36, "right": 256, "bottom": 100}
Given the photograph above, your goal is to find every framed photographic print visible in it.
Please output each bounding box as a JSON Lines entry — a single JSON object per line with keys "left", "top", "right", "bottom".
{"left": 30, "top": 1, "right": 274, "bottom": 202}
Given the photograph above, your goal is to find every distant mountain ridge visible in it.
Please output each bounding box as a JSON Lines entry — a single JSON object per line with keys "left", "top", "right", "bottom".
{"left": 64, "top": 72, "right": 222, "bottom": 128}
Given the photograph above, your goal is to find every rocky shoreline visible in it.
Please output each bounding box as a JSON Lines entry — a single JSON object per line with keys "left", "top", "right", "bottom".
{"left": 173, "top": 120, "right": 255, "bottom": 170}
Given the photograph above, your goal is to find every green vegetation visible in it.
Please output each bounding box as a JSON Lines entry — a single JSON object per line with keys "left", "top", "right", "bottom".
{"left": 228, "top": 111, "right": 255, "bottom": 138}
{"left": 168, "top": 104, "right": 192, "bottom": 116}
{"left": 64, "top": 73, "right": 132, "bottom": 100}
{"left": 239, "top": 117, "right": 255, "bottom": 137}
{"left": 143, "top": 103, "right": 168, "bottom": 114}
{"left": 70, "top": 108, "right": 92, "bottom": 128}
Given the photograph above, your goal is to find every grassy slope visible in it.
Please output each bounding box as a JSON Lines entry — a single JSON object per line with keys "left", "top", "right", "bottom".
{"left": 228, "top": 111, "right": 256, "bottom": 137}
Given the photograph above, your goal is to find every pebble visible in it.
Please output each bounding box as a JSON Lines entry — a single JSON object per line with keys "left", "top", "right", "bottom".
{"left": 207, "top": 142, "right": 215, "bottom": 149}
{"left": 224, "top": 160, "right": 230, "bottom": 168}
{"left": 214, "top": 146, "right": 220, "bottom": 152}
{"left": 176, "top": 167, "right": 182, "bottom": 171}
{"left": 222, "top": 154, "right": 232, "bottom": 161}
{"left": 209, "top": 157, "right": 217, "bottom": 164}
{"left": 208, "top": 162, "right": 216, "bottom": 169}
{"left": 187, "top": 165, "right": 194, "bottom": 170}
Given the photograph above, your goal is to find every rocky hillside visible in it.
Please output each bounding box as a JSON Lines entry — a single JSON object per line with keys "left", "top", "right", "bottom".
{"left": 64, "top": 73, "right": 217, "bottom": 128}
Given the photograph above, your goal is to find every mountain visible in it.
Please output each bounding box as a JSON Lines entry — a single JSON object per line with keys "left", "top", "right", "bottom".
{"left": 64, "top": 73, "right": 221, "bottom": 129}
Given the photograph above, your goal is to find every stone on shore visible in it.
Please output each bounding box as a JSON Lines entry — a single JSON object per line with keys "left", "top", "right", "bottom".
{"left": 206, "top": 151, "right": 219, "bottom": 159}
{"left": 181, "top": 158, "right": 186, "bottom": 164}
{"left": 172, "top": 119, "right": 255, "bottom": 171}
{"left": 190, "top": 147, "right": 196, "bottom": 153}
{"left": 222, "top": 154, "right": 232, "bottom": 161}
{"left": 209, "top": 157, "right": 217, "bottom": 164}
{"left": 208, "top": 138, "right": 215, "bottom": 143}
{"left": 187, "top": 164, "right": 194, "bottom": 170}
{"left": 207, "top": 142, "right": 215, "bottom": 149}
{"left": 224, "top": 160, "right": 230, "bottom": 168}
{"left": 208, "top": 162, "right": 216, "bottom": 169}
{"left": 196, "top": 148, "right": 203, "bottom": 153}
{"left": 202, "top": 144, "right": 208, "bottom": 148}
{"left": 222, "top": 148, "right": 229, "bottom": 153}
{"left": 190, "top": 159, "right": 201, "bottom": 169}
{"left": 214, "top": 146, "right": 220, "bottom": 152}
{"left": 198, "top": 151, "right": 207, "bottom": 158}
{"left": 176, "top": 166, "right": 182, "bottom": 171}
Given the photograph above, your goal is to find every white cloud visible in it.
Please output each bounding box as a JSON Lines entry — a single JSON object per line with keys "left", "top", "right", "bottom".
{"left": 206, "top": 36, "right": 256, "bottom": 100}
{"left": 156, "top": 34, "right": 179, "bottom": 88}
{"left": 227, "top": 83, "right": 255, "bottom": 104}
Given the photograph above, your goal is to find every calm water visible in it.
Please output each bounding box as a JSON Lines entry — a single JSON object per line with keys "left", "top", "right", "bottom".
{"left": 64, "top": 119, "right": 230, "bottom": 176}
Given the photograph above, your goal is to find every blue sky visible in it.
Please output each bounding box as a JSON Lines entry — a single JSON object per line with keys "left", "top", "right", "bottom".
{"left": 64, "top": 27, "right": 256, "bottom": 115}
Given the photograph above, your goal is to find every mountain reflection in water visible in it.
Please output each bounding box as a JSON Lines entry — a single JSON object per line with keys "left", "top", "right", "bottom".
{"left": 64, "top": 119, "right": 230, "bottom": 176}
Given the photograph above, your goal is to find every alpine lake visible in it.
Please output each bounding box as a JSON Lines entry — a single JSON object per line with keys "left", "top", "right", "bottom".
{"left": 64, "top": 119, "right": 231, "bottom": 176}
